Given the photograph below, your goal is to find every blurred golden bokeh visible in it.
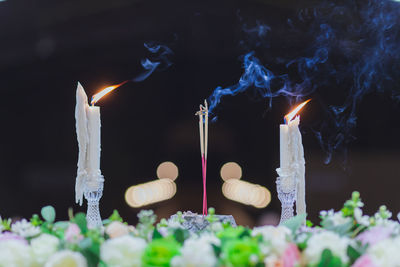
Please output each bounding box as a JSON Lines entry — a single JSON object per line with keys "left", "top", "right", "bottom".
{"left": 220, "top": 162, "right": 242, "bottom": 181}
{"left": 156, "top": 161, "right": 179, "bottom": 181}
{"left": 125, "top": 178, "right": 177, "bottom": 208}
{"left": 222, "top": 179, "right": 271, "bottom": 208}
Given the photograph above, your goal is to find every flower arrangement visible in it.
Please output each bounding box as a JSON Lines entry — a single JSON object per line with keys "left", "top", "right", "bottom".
{"left": 0, "top": 192, "right": 399, "bottom": 267}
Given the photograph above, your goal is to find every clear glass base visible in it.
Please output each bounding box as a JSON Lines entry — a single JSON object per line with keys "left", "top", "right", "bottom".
{"left": 84, "top": 181, "right": 103, "bottom": 229}
{"left": 276, "top": 176, "right": 297, "bottom": 224}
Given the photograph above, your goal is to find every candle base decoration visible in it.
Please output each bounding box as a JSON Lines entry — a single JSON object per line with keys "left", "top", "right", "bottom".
{"left": 84, "top": 177, "right": 104, "bottom": 229}
{"left": 276, "top": 175, "right": 297, "bottom": 224}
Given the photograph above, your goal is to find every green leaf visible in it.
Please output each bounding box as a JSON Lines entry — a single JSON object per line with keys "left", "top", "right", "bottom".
{"left": 30, "top": 214, "right": 43, "bottom": 226}
{"left": 74, "top": 213, "right": 88, "bottom": 234}
{"left": 238, "top": 228, "right": 251, "bottom": 239}
{"left": 173, "top": 228, "right": 188, "bottom": 244}
{"left": 54, "top": 221, "right": 69, "bottom": 229}
{"left": 82, "top": 252, "right": 99, "bottom": 267}
{"left": 321, "top": 219, "right": 353, "bottom": 236}
{"left": 0, "top": 218, "right": 11, "bottom": 231}
{"left": 78, "top": 238, "right": 92, "bottom": 250}
{"left": 109, "top": 210, "right": 123, "bottom": 222}
{"left": 282, "top": 213, "right": 307, "bottom": 233}
{"left": 306, "top": 220, "right": 314, "bottom": 227}
{"left": 212, "top": 244, "right": 221, "bottom": 257}
{"left": 40, "top": 222, "right": 53, "bottom": 234}
{"left": 41, "top": 206, "right": 56, "bottom": 223}
{"left": 101, "top": 219, "right": 111, "bottom": 226}
{"left": 318, "top": 249, "right": 343, "bottom": 267}
{"left": 347, "top": 245, "right": 361, "bottom": 263}
{"left": 78, "top": 235, "right": 101, "bottom": 267}
{"left": 152, "top": 229, "right": 163, "bottom": 240}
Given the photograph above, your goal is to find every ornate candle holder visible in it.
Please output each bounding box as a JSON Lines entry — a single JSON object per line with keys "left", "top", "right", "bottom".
{"left": 276, "top": 174, "right": 298, "bottom": 224}
{"left": 84, "top": 174, "right": 104, "bottom": 229}
{"left": 169, "top": 211, "right": 236, "bottom": 233}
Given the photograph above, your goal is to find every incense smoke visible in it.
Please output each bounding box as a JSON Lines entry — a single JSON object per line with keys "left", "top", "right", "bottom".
{"left": 207, "top": 0, "right": 400, "bottom": 164}
{"left": 133, "top": 42, "right": 173, "bottom": 82}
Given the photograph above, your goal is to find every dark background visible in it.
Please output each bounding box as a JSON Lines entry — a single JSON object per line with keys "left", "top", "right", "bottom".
{"left": 0, "top": 0, "right": 399, "bottom": 226}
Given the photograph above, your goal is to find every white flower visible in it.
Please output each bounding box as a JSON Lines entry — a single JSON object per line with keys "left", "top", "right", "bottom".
{"left": 264, "top": 254, "right": 282, "bottom": 267}
{"left": 252, "top": 225, "right": 291, "bottom": 256}
{"left": 105, "top": 221, "right": 129, "bottom": 239}
{"left": 331, "top": 212, "right": 351, "bottom": 226}
{"left": 374, "top": 218, "right": 399, "bottom": 233}
{"left": 320, "top": 210, "right": 328, "bottom": 217}
{"left": 321, "top": 210, "right": 351, "bottom": 226}
{"left": 210, "top": 222, "right": 223, "bottom": 232}
{"left": 354, "top": 208, "right": 370, "bottom": 226}
{"left": 249, "top": 254, "right": 259, "bottom": 265}
{"left": 367, "top": 236, "right": 400, "bottom": 266}
{"left": 171, "top": 234, "right": 219, "bottom": 267}
{"left": 304, "top": 231, "right": 349, "bottom": 264}
{"left": 167, "top": 220, "right": 184, "bottom": 229}
{"left": 11, "top": 219, "right": 40, "bottom": 238}
{"left": 44, "top": 250, "right": 87, "bottom": 267}
{"left": 100, "top": 235, "right": 147, "bottom": 267}
{"left": 0, "top": 239, "right": 32, "bottom": 267}
{"left": 31, "top": 234, "right": 60, "bottom": 266}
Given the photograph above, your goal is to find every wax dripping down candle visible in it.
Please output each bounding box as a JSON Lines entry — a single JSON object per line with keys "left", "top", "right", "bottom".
{"left": 277, "top": 99, "right": 310, "bottom": 216}
{"left": 196, "top": 101, "right": 209, "bottom": 216}
{"left": 75, "top": 81, "right": 126, "bottom": 205}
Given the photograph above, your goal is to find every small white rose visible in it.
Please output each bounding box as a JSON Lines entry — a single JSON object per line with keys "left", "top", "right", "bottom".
{"left": 252, "top": 225, "right": 291, "bottom": 256}
{"left": 171, "top": 234, "right": 219, "bottom": 267}
{"left": 44, "top": 250, "right": 87, "bottom": 267}
{"left": 31, "top": 234, "right": 60, "bottom": 266}
{"left": 100, "top": 235, "right": 147, "bottom": 267}
{"left": 304, "top": 231, "right": 349, "bottom": 264}
{"left": 0, "top": 239, "right": 32, "bottom": 267}
{"left": 264, "top": 255, "right": 282, "bottom": 267}
{"left": 367, "top": 236, "right": 400, "bottom": 266}
{"left": 105, "top": 221, "right": 129, "bottom": 238}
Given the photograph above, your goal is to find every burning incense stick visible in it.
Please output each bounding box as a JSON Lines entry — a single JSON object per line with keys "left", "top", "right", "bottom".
{"left": 196, "top": 101, "right": 209, "bottom": 216}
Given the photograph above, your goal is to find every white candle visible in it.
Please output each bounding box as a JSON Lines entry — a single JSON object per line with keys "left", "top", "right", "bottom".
{"left": 75, "top": 82, "right": 89, "bottom": 205}
{"left": 86, "top": 105, "right": 102, "bottom": 189}
{"left": 75, "top": 82, "right": 103, "bottom": 205}
{"left": 277, "top": 120, "right": 298, "bottom": 194}
{"left": 277, "top": 100, "right": 309, "bottom": 216}
{"left": 279, "top": 124, "right": 290, "bottom": 171}
{"left": 292, "top": 117, "right": 306, "bottom": 216}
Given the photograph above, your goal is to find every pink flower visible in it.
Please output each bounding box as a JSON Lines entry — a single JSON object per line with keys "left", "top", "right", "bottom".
{"left": 352, "top": 255, "right": 377, "bottom": 267}
{"left": 65, "top": 223, "right": 83, "bottom": 243}
{"left": 282, "top": 243, "right": 300, "bottom": 267}
{"left": 357, "top": 226, "right": 391, "bottom": 246}
{"left": 0, "top": 232, "right": 28, "bottom": 245}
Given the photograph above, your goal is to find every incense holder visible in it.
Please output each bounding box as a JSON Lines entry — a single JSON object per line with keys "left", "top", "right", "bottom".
{"left": 169, "top": 211, "right": 236, "bottom": 232}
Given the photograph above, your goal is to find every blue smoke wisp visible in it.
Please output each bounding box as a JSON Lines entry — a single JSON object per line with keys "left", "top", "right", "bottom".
{"left": 133, "top": 42, "right": 173, "bottom": 82}
{"left": 207, "top": 0, "right": 400, "bottom": 163}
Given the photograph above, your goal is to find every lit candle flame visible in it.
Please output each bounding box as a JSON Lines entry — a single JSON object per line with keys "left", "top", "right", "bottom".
{"left": 91, "top": 81, "right": 128, "bottom": 105}
{"left": 284, "top": 99, "right": 311, "bottom": 124}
